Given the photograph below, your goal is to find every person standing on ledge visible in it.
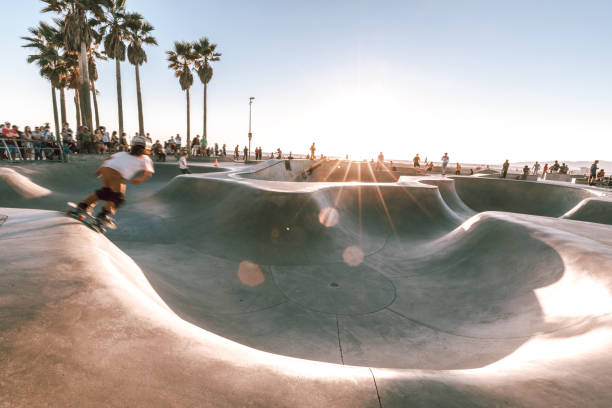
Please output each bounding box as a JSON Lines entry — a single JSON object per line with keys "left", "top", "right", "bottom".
{"left": 70, "top": 136, "right": 155, "bottom": 226}
{"left": 441, "top": 153, "right": 449, "bottom": 176}
{"left": 413, "top": 154, "right": 420, "bottom": 167}
{"left": 532, "top": 161, "right": 541, "bottom": 176}
{"left": 455, "top": 163, "right": 461, "bottom": 175}
{"left": 502, "top": 160, "right": 510, "bottom": 178}
{"left": 376, "top": 152, "right": 384, "bottom": 170}
{"left": 589, "top": 160, "right": 599, "bottom": 185}
{"left": 310, "top": 143, "right": 316, "bottom": 159}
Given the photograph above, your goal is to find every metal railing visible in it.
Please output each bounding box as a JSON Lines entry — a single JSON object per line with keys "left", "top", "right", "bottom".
{"left": 0, "top": 138, "right": 65, "bottom": 162}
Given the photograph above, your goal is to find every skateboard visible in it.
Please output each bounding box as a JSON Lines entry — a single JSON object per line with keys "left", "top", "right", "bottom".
{"left": 65, "top": 202, "right": 116, "bottom": 234}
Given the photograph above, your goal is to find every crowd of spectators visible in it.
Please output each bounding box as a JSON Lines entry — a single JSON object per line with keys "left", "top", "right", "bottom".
{"left": 3, "top": 123, "right": 318, "bottom": 164}
{"left": 0, "top": 120, "right": 138, "bottom": 160}
{"left": 0, "top": 121, "right": 62, "bottom": 160}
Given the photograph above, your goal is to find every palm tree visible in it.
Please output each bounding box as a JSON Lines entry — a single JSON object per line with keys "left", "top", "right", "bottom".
{"left": 127, "top": 17, "right": 157, "bottom": 136}
{"left": 50, "top": 17, "right": 73, "bottom": 129}
{"left": 88, "top": 45, "right": 107, "bottom": 129}
{"left": 22, "top": 21, "right": 65, "bottom": 138}
{"left": 167, "top": 41, "right": 195, "bottom": 153}
{"left": 41, "top": 0, "right": 111, "bottom": 131}
{"left": 192, "top": 37, "right": 221, "bottom": 142}
{"left": 100, "top": 1, "right": 133, "bottom": 138}
{"left": 68, "top": 67, "right": 82, "bottom": 129}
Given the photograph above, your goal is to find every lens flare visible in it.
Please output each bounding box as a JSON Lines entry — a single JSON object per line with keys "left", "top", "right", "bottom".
{"left": 238, "top": 261, "right": 265, "bottom": 287}
{"left": 318, "top": 207, "right": 340, "bottom": 227}
{"left": 343, "top": 245, "right": 364, "bottom": 266}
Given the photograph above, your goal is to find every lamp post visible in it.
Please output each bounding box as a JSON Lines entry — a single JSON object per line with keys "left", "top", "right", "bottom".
{"left": 248, "top": 97, "right": 255, "bottom": 162}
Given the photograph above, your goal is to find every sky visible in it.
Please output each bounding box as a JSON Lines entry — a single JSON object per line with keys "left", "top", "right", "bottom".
{"left": 1, "top": 0, "right": 612, "bottom": 163}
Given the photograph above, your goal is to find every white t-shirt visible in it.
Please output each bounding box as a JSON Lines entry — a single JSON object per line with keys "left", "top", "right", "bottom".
{"left": 103, "top": 152, "right": 154, "bottom": 180}
{"left": 178, "top": 156, "right": 188, "bottom": 169}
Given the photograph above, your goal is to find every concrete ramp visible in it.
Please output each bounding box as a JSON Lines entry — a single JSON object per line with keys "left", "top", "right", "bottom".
{"left": 452, "top": 176, "right": 598, "bottom": 217}
{"left": 562, "top": 197, "right": 612, "bottom": 225}
{"left": 2, "top": 160, "right": 612, "bottom": 407}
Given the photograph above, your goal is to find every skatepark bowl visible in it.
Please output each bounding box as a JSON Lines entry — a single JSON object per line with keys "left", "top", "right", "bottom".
{"left": 2, "top": 158, "right": 612, "bottom": 407}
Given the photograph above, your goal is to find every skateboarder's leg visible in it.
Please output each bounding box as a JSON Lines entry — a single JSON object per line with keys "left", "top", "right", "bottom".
{"left": 96, "top": 167, "right": 125, "bottom": 221}
{"left": 79, "top": 193, "right": 99, "bottom": 211}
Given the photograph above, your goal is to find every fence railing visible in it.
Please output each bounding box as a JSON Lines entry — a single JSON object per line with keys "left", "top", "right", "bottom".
{"left": 0, "top": 138, "right": 65, "bottom": 162}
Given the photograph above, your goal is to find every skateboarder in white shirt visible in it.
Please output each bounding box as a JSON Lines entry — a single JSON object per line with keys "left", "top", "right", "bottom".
{"left": 72, "top": 136, "right": 155, "bottom": 225}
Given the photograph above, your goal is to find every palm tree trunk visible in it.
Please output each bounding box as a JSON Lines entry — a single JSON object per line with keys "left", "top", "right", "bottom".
{"left": 135, "top": 64, "right": 144, "bottom": 136}
{"left": 186, "top": 88, "right": 191, "bottom": 157}
{"left": 74, "top": 89, "right": 81, "bottom": 129}
{"left": 203, "top": 82, "right": 207, "bottom": 140}
{"left": 115, "top": 58, "right": 124, "bottom": 138}
{"left": 91, "top": 80, "right": 100, "bottom": 129}
{"left": 78, "top": 41, "right": 93, "bottom": 131}
{"left": 59, "top": 87, "right": 67, "bottom": 128}
{"left": 51, "top": 85, "right": 60, "bottom": 141}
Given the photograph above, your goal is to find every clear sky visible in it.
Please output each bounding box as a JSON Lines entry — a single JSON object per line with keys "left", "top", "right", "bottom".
{"left": 1, "top": 0, "right": 611, "bottom": 163}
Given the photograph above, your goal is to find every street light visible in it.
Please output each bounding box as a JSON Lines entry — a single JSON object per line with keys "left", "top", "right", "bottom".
{"left": 248, "top": 97, "right": 255, "bottom": 162}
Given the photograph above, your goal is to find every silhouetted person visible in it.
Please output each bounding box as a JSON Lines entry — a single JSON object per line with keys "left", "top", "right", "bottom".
{"left": 589, "top": 160, "right": 599, "bottom": 185}
{"left": 441, "top": 153, "right": 449, "bottom": 176}
{"left": 502, "top": 160, "right": 510, "bottom": 178}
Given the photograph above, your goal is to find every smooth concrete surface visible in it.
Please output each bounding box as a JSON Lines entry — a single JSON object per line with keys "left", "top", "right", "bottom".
{"left": 2, "top": 159, "right": 612, "bottom": 407}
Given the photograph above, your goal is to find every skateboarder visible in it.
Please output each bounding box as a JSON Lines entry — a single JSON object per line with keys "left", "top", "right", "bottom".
{"left": 70, "top": 135, "right": 154, "bottom": 226}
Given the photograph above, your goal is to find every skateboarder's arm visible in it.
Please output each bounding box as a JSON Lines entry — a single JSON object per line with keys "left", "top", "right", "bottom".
{"left": 130, "top": 171, "right": 153, "bottom": 185}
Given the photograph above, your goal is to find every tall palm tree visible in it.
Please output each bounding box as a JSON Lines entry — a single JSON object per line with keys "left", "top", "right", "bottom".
{"left": 41, "top": 0, "right": 111, "bottom": 131}
{"left": 167, "top": 41, "right": 195, "bottom": 153}
{"left": 50, "top": 17, "right": 73, "bottom": 128}
{"left": 22, "top": 21, "right": 65, "bottom": 138}
{"left": 88, "top": 45, "right": 106, "bottom": 129}
{"left": 69, "top": 68, "right": 82, "bottom": 129}
{"left": 192, "top": 37, "right": 221, "bottom": 142}
{"left": 100, "top": 1, "right": 133, "bottom": 138}
{"left": 127, "top": 17, "right": 157, "bottom": 136}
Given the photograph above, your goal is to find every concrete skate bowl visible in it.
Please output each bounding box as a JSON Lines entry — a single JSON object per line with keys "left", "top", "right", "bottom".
{"left": 239, "top": 159, "right": 424, "bottom": 182}
{"left": 3, "top": 159, "right": 612, "bottom": 406}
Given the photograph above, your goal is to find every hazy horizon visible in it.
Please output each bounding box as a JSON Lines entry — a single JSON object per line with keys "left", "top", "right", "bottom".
{"left": 1, "top": 0, "right": 612, "bottom": 163}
